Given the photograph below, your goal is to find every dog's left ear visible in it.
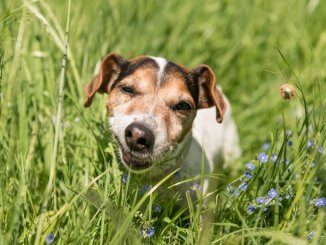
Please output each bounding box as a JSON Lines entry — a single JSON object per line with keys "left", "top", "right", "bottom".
{"left": 192, "top": 64, "right": 227, "bottom": 123}
{"left": 84, "top": 53, "right": 128, "bottom": 107}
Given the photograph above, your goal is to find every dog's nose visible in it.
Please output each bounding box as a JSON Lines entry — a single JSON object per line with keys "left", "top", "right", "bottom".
{"left": 125, "top": 123, "right": 154, "bottom": 152}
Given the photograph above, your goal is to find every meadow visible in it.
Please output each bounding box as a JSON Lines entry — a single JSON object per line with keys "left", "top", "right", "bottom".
{"left": 0, "top": 0, "right": 325, "bottom": 244}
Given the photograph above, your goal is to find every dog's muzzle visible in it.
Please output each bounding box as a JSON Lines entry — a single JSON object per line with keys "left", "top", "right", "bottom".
{"left": 125, "top": 122, "right": 155, "bottom": 153}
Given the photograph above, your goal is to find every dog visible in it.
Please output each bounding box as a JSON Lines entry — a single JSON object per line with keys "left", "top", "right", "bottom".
{"left": 84, "top": 52, "right": 241, "bottom": 203}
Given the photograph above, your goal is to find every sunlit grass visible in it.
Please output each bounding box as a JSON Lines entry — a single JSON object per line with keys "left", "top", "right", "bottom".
{"left": 0, "top": 0, "right": 325, "bottom": 244}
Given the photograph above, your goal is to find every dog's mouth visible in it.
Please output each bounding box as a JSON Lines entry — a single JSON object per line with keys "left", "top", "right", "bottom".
{"left": 121, "top": 150, "right": 152, "bottom": 170}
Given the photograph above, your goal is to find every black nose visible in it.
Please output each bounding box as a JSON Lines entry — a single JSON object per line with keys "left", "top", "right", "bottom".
{"left": 125, "top": 123, "right": 154, "bottom": 152}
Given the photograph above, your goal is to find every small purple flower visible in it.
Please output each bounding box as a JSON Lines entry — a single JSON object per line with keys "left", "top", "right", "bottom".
{"left": 262, "top": 142, "right": 270, "bottom": 150}
{"left": 314, "top": 197, "right": 326, "bottom": 208}
{"left": 244, "top": 170, "right": 253, "bottom": 179}
{"left": 318, "top": 146, "right": 324, "bottom": 154}
{"left": 142, "top": 226, "right": 155, "bottom": 238}
{"left": 279, "top": 195, "right": 283, "bottom": 201}
{"left": 258, "top": 152, "right": 269, "bottom": 163}
{"left": 268, "top": 188, "right": 277, "bottom": 199}
{"left": 239, "top": 182, "right": 248, "bottom": 191}
{"left": 122, "top": 173, "right": 129, "bottom": 184}
{"left": 307, "top": 140, "right": 314, "bottom": 148}
{"left": 153, "top": 204, "right": 162, "bottom": 213}
{"left": 247, "top": 204, "right": 256, "bottom": 214}
{"left": 263, "top": 207, "right": 269, "bottom": 212}
{"left": 245, "top": 162, "right": 255, "bottom": 170}
{"left": 256, "top": 197, "right": 264, "bottom": 205}
{"left": 271, "top": 154, "right": 278, "bottom": 163}
{"left": 285, "top": 194, "right": 292, "bottom": 200}
{"left": 46, "top": 233, "right": 54, "bottom": 244}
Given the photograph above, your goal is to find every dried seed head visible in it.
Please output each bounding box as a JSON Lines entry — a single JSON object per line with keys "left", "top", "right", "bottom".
{"left": 280, "top": 83, "right": 296, "bottom": 100}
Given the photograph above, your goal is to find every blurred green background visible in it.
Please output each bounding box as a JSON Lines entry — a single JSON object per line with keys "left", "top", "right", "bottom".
{"left": 0, "top": 0, "right": 325, "bottom": 243}
{"left": 1, "top": 0, "right": 325, "bottom": 152}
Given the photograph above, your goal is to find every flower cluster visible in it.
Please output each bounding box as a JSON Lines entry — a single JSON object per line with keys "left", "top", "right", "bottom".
{"left": 247, "top": 188, "right": 279, "bottom": 214}
{"left": 141, "top": 226, "right": 155, "bottom": 238}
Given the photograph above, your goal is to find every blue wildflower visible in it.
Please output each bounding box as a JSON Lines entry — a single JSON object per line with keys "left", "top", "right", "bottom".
{"left": 239, "top": 182, "right": 248, "bottom": 191}
{"left": 264, "top": 197, "right": 273, "bottom": 205}
{"left": 258, "top": 152, "right": 269, "bottom": 163}
{"left": 263, "top": 207, "right": 269, "bottom": 212}
{"left": 153, "top": 204, "right": 162, "bottom": 213}
{"left": 256, "top": 197, "right": 265, "bottom": 205}
{"left": 247, "top": 204, "right": 256, "bottom": 214}
{"left": 271, "top": 154, "right": 278, "bottom": 162}
{"left": 307, "top": 140, "right": 314, "bottom": 148}
{"left": 279, "top": 195, "right": 283, "bottom": 201}
{"left": 262, "top": 142, "right": 270, "bottom": 150}
{"left": 122, "top": 173, "right": 129, "bottom": 184}
{"left": 244, "top": 170, "right": 253, "bottom": 179}
{"left": 46, "top": 233, "right": 54, "bottom": 244}
{"left": 232, "top": 188, "right": 240, "bottom": 196}
{"left": 226, "top": 185, "right": 240, "bottom": 197}
{"left": 143, "top": 226, "right": 155, "bottom": 238}
{"left": 318, "top": 146, "right": 324, "bottom": 154}
{"left": 314, "top": 197, "right": 326, "bottom": 208}
{"left": 245, "top": 162, "right": 255, "bottom": 170}
{"left": 285, "top": 194, "right": 292, "bottom": 200}
{"left": 268, "top": 188, "right": 277, "bottom": 199}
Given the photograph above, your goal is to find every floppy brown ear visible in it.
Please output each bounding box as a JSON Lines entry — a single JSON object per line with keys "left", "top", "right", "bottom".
{"left": 193, "top": 64, "right": 227, "bottom": 123}
{"left": 84, "top": 52, "right": 127, "bottom": 107}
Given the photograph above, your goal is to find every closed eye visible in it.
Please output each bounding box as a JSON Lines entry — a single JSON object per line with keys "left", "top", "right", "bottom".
{"left": 120, "top": 85, "right": 135, "bottom": 95}
{"left": 171, "top": 101, "right": 192, "bottom": 111}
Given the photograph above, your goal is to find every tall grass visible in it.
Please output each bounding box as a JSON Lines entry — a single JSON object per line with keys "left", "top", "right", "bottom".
{"left": 0, "top": 0, "right": 325, "bottom": 244}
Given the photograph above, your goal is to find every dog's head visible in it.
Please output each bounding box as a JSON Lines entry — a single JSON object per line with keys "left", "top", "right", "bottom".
{"left": 84, "top": 53, "right": 226, "bottom": 172}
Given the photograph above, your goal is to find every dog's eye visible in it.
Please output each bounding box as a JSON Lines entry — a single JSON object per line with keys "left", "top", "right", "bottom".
{"left": 120, "top": 85, "right": 135, "bottom": 95}
{"left": 172, "top": 101, "right": 192, "bottom": 111}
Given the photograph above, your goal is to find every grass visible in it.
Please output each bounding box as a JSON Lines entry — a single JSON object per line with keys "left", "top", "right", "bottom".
{"left": 0, "top": 0, "right": 325, "bottom": 244}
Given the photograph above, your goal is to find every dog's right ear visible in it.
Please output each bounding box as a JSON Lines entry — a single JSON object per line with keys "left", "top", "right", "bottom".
{"left": 84, "top": 53, "right": 128, "bottom": 107}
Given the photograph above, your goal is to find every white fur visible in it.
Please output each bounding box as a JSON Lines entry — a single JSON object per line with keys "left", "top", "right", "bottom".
{"left": 110, "top": 112, "right": 168, "bottom": 157}
{"left": 150, "top": 56, "right": 167, "bottom": 84}
{"left": 110, "top": 89, "right": 241, "bottom": 202}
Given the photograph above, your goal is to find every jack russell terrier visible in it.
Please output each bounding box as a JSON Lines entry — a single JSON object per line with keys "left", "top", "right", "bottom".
{"left": 84, "top": 53, "right": 241, "bottom": 202}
